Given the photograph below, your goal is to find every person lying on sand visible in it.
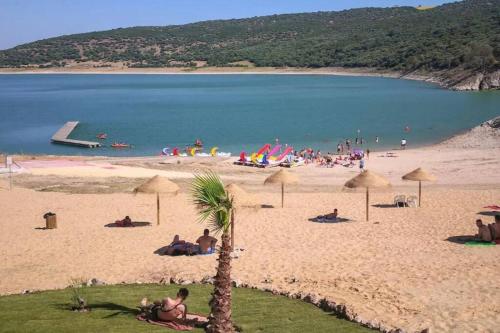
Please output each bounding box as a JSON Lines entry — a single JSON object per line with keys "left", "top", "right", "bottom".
{"left": 164, "top": 235, "right": 194, "bottom": 256}
{"left": 193, "top": 229, "right": 217, "bottom": 254}
{"left": 476, "top": 219, "right": 492, "bottom": 242}
{"left": 115, "top": 216, "right": 133, "bottom": 227}
{"left": 318, "top": 209, "right": 338, "bottom": 221}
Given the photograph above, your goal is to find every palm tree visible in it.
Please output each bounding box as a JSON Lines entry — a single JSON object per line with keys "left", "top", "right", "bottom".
{"left": 191, "top": 171, "right": 234, "bottom": 333}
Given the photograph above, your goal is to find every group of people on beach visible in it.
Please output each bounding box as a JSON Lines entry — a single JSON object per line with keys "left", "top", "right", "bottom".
{"left": 476, "top": 215, "right": 500, "bottom": 242}
{"left": 162, "top": 229, "right": 217, "bottom": 256}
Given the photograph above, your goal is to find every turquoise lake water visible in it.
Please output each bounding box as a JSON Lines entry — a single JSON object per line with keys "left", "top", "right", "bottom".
{"left": 0, "top": 74, "right": 498, "bottom": 157}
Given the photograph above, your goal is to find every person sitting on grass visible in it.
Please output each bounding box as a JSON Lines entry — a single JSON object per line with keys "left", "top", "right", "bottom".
{"left": 164, "top": 235, "right": 193, "bottom": 256}
{"left": 476, "top": 219, "right": 492, "bottom": 242}
{"left": 115, "top": 216, "right": 133, "bottom": 227}
{"left": 141, "top": 288, "right": 189, "bottom": 322}
{"left": 193, "top": 229, "right": 217, "bottom": 254}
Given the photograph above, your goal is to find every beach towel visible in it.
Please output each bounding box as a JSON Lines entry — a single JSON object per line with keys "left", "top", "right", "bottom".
{"left": 464, "top": 240, "right": 496, "bottom": 247}
{"left": 136, "top": 313, "right": 208, "bottom": 331}
{"left": 484, "top": 205, "right": 500, "bottom": 210}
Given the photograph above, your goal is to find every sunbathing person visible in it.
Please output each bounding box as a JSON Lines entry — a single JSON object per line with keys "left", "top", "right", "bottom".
{"left": 476, "top": 219, "right": 492, "bottom": 242}
{"left": 490, "top": 215, "right": 500, "bottom": 240}
{"left": 318, "top": 209, "right": 338, "bottom": 221}
{"left": 193, "top": 229, "right": 217, "bottom": 254}
{"left": 164, "top": 235, "right": 193, "bottom": 256}
{"left": 141, "top": 288, "right": 189, "bottom": 322}
{"left": 115, "top": 216, "right": 133, "bottom": 227}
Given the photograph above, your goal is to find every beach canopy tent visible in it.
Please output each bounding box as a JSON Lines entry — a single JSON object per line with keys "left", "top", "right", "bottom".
{"left": 134, "top": 175, "right": 179, "bottom": 225}
{"left": 225, "top": 183, "right": 259, "bottom": 250}
{"left": 264, "top": 169, "right": 299, "bottom": 208}
{"left": 344, "top": 170, "right": 391, "bottom": 221}
{"left": 402, "top": 168, "right": 436, "bottom": 207}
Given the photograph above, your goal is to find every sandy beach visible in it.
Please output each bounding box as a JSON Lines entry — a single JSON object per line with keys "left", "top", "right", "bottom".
{"left": 1, "top": 120, "right": 499, "bottom": 332}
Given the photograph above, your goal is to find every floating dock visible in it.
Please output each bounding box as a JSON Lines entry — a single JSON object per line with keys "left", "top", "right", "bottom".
{"left": 51, "top": 121, "right": 100, "bottom": 148}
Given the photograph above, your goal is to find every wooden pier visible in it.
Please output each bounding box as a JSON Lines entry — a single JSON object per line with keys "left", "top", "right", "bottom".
{"left": 51, "top": 121, "right": 100, "bottom": 148}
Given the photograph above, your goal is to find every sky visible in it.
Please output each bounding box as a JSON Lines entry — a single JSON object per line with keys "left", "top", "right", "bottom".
{"left": 0, "top": 0, "right": 455, "bottom": 50}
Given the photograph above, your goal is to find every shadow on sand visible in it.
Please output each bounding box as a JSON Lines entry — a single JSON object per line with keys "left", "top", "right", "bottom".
{"left": 104, "top": 221, "right": 152, "bottom": 228}
{"left": 445, "top": 235, "right": 476, "bottom": 244}
{"left": 308, "top": 217, "right": 351, "bottom": 224}
{"left": 371, "top": 204, "right": 397, "bottom": 208}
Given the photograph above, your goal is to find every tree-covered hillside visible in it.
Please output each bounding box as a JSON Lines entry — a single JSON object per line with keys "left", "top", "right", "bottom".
{"left": 0, "top": 0, "right": 498, "bottom": 73}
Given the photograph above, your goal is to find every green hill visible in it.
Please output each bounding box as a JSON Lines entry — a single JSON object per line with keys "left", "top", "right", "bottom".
{"left": 0, "top": 0, "right": 498, "bottom": 75}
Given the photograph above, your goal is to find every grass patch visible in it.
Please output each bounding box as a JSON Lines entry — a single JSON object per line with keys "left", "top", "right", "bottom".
{"left": 0, "top": 284, "right": 374, "bottom": 332}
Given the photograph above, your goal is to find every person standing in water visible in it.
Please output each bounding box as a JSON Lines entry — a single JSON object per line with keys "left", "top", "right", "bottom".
{"left": 401, "top": 139, "right": 407, "bottom": 149}
{"left": 375, "top": 136, "right": 379, "bottom": 144}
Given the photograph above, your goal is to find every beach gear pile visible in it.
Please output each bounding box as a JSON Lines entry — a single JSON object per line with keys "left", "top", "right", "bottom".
{"left": 234, "top": 143, "right": 303, "bottom": 168}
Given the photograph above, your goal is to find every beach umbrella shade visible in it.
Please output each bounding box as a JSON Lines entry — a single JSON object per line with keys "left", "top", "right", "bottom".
{"left": 134, "top": 175, "right": 180, "bottom": 225}
{"left": 264, "top": 169, "right": 299, "bottom": 208}
{"left": 344, "top": 170, "right": 391, "bottom": 221}
{"left": 402, "top": 168, "right": 436, "bottom": 207}
{"left": 225, "top": 183, "right": 260, "bottom": 250}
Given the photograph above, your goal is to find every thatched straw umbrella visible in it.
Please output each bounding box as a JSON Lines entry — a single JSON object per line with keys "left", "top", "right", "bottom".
{"left": 344, "top": 170, "right": 391, "bottom": 221}
{"left": 264, "top": 169, "right": 299, "bottom": 208}
{"left": 225, "top": 183, "right": 259, "bottom": 250}
{"left": 402, "top": 168, "right": 436, "bottom": 207}
{"left": 134, "top": 175, "right": 179, "bottom": 225}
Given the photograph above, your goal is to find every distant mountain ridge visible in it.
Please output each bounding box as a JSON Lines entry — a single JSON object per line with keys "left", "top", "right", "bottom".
{"left": 0, "top": 0, "right": 499, "bottom": 89}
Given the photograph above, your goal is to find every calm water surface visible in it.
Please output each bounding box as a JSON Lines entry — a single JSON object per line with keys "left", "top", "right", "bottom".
{"left": 0, "top": 74, "right": 498, "bottom": 156}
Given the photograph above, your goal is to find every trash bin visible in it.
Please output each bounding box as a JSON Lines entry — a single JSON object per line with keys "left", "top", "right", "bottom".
{"left": 43, "top": 212, "right": 57, "bottom": 229}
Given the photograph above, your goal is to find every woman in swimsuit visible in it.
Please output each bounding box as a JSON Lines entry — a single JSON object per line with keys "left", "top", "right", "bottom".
{"left": 157, "top": 288, "right": 189, "bottom": 322}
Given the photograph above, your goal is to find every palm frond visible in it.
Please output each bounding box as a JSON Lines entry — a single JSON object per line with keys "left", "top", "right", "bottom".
{"left": 191, "top": 171, "right": 232, "bottom": 234}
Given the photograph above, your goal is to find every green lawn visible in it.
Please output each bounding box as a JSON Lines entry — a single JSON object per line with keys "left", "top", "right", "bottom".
{"left": 0, "top": 284, "right": 373, "bottom": 333}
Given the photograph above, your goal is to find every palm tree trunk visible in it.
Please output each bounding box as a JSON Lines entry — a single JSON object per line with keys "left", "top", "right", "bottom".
{"left": 206, "top": 232, "right": 234, "bottom": 333}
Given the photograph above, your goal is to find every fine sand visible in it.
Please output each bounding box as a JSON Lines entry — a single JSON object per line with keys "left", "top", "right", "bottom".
{"left": 0, "top": 122, "right": 499, "bottom": 332}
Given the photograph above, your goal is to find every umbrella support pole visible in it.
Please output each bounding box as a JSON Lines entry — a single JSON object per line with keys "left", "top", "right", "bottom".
{"left": 281, "top": 183, "right": 284, "bottom": 208}
{"left": 418, "top": 181, "right": 421, "bottom": 208}
{"left": 366, "top": 187, "right": 369, "bottom": 221}
{"left": 230, "top": 211, "right": 235, "bottom": 251}
{"left": 157, "top": 193, "right": 160, "bottom": 226}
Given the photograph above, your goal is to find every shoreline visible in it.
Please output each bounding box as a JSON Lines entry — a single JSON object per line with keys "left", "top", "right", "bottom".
{"left": 0, "top": 66, "right": 442, "bottom": 87}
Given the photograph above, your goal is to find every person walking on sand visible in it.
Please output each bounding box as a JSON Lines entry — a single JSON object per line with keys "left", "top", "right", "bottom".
{"left": 359, "top": 158, "right": 365, "bottom": 172}
{"left": 401, "top": 139, "right": 407, "bottom": 150}
{"left": 366, "top": 149, "right": 370, "bottom": 159}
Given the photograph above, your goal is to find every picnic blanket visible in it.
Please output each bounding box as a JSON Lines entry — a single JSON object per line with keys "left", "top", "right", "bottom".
{"left": 137, "top": 313, "right": 208, "bottom": 331}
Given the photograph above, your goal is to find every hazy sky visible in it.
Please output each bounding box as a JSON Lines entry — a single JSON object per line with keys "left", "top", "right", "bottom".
{"left": 0, "top": 0, "right": 454, "bottom": 50}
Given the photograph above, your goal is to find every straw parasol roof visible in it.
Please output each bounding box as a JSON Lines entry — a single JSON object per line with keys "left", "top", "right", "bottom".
{"left": 344, "top": 170, "right": 390, "bottom": 189}
{"left": 134, "top": 175, "right": 179, "bottom": 225}
{"left": 402, "top": 168, "right": 436, "bottom": 182}
{"left": 264, "top": 169, "right": 299, "bottom": 185}
{"left": 344, "top": 170, "right": 391, "bottom": 221}
{"left": 225, "top": 183, "right": 259, "bottom": 209}
{"left": 134, "top": 175, "right": 179, "bottom": 194}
